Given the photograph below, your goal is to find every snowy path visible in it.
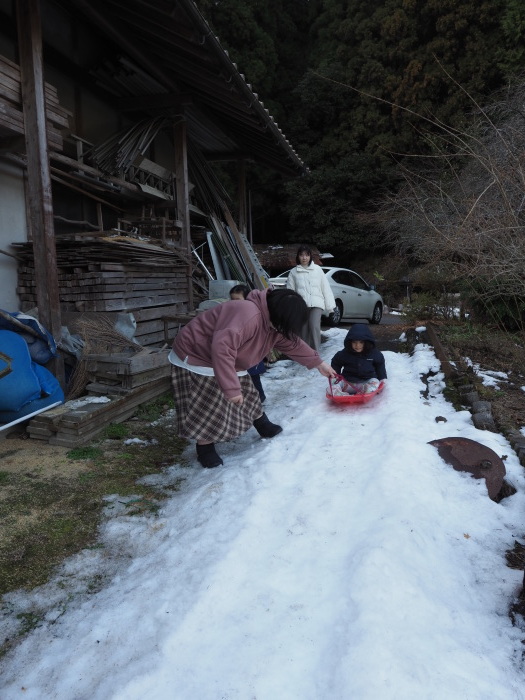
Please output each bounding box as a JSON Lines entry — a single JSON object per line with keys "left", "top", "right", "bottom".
{"left": 1, "top": 328, "right": 525, "bottom": 699}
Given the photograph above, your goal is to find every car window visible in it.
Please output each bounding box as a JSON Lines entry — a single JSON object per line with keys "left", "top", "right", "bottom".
{"left": 331, "top": 270, "right": 355, "bottom": 287}
{"left": 348, "top": 272, "right": 368, "bottom": 291}
{"left": 279, "top": 270, "right": 291, "bottom": 278}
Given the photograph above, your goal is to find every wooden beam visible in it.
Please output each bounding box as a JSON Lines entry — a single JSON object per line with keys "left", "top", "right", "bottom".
{"left": 204, "top": 151, "right": 248, "bottom": 162}
{"left": 16, "top": 0, "right": 64, "bottom": 385}
{"left": 68, "top": 0, "right": 177, "bottom": 94}
{"left": 174, "top": 118, "right": 193, "bottom": 310}
{"left": 237, "top": 158, "right": 247, "bottom": 236}
{"left": 222, "top": 207, "right": 269, "bottom": 290}
{"left": 118, "top": 93, "right": 191, "bottom": 113}
{"left": 50, "top": 170, "right": 124, "bottom": 212}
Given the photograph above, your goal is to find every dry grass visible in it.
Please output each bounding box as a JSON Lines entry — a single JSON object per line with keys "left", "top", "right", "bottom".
{"left": 437, "top": 321, "right": 525, "bottom": 435}
{"left": 67, "top": 315, "right": 142, "bottom": 399}
{"left": 0, "top": 394, "right": 187, "bottom": 657}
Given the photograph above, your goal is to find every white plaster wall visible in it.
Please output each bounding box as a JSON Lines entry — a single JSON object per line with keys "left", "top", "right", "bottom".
{"left": 0, "top": 161, "right": 27, "bottom": 311}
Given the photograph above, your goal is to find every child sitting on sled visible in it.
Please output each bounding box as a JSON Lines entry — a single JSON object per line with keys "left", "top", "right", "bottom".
{"left": 330, "top": 323, "right": 387, "bottom": 395}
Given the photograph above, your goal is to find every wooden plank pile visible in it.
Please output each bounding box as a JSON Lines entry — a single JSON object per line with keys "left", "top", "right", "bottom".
{"left": 84, "top": 348, "right": 171, "bottom": 395}
{"left": 0, "top": 54, "right": 71, "bottom": 150}
{"left": 14, "top": 237, "right": 193, "bottom": 346}
{"left": 133, "top": 306, "right": 194, "bottom": 347}
{"left": 26, "top": 376, "right": 172, "bottom": 447}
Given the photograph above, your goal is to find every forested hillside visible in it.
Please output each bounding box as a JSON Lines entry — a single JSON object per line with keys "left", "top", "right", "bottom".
{"left": 198, "top": 0, "right": 524, "bottom": 252}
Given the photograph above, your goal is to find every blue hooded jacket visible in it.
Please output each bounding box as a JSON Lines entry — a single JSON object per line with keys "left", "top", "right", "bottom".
{"left": 330, "top": 324, "right": 387, "bottom": 382}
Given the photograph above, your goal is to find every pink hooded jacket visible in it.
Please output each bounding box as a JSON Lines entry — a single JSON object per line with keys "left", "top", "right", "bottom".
{"left": 172, "top": 289, "right": 322, "bottom": 398}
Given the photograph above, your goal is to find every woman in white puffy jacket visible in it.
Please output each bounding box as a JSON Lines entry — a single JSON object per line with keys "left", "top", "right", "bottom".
{"left": 286, "top": 245, "right": 336, "bottom": 350}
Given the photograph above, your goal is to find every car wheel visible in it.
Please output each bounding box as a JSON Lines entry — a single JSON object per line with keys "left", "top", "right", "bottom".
{"left": 328, "top": 301, "right": 343, "bottom": 326}
{"left": 369, "top": 303, "right": 382, "bottom": 324}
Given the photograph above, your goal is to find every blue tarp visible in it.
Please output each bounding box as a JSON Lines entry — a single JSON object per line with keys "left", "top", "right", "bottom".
{"left": 0, "top": 309, "right": 57, "bottom": 365}
{"left": 0, "top": 330, "right": 64, "bottom": 423}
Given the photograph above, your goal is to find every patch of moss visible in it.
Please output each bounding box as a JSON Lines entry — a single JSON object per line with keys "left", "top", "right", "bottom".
{"left": 135, "top": 392, "right": 174, "bottom": 422}
{"left": 102, "top": 423, "right": 131, "bottom": 440}
{"left": 442, "top": 380, "right": 463, "bottom": 411}
{"left": 122, "top": 496, "right": 162, "bottom": 516}
{"left": 67, "top": 446, "right": 104, "bottom": 461}
{"left": 16, "top": 611, "right": 43, "bottom": 635}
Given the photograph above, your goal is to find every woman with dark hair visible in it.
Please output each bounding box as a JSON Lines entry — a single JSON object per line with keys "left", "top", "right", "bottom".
{"left": 286, "top": 244, "right": 336, "bottom": 351}
{"left": 170, "top": 288, "right": 336, "bottom": 468}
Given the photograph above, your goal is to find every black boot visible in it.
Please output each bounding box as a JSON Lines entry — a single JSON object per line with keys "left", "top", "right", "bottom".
{"left": 253, "top": 412, "right": 282, "bottom": 438}
{"left": 196, "top": 443, "right": 223, "bottom": 468}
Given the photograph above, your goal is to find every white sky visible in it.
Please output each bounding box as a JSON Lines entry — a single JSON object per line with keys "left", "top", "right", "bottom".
{"left": 1, "top": 326, "right": 525, "bottom": 700}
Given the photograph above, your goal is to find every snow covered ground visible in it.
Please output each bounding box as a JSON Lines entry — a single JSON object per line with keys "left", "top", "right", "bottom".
{"left": 1, "top": 326, "right": 525, "bottom": 700}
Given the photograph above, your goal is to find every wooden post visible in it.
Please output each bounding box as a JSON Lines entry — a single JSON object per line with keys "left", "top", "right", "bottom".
{"left": 238, "top": 158, "right": 247, "bottom": 236}
{"left": 16, "top": 0, "right": 64, "bottom": 386}
{"left": 248, "top": 189, "right": 253, "bottom": 245}
{"left": 174, "top": 118, "right": 193, "bottom": 309}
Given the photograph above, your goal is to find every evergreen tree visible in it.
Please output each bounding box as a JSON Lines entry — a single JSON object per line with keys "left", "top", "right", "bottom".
{"left": 498, "top": 0, "right": 525, "bottom": 74}
{"left": 196, "top": 1, "right": 310, "bottom": 240}
{"left": 196, "top": 1, "right": 521, "bottom": 255}
{"left": 284, "top": 0, "right": 509, "bottom": 256}
{"left": 197, "top": 0, "right": 309, "bottom": 122}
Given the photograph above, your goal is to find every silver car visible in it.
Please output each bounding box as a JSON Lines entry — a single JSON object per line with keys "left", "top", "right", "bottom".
{"left": 268, "top": 266, "right": 383, "bottom": 325}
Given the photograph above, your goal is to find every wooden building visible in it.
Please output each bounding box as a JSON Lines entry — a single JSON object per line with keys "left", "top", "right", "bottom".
{"left": 0, "top": 0, "right": 306, "bottom": 359}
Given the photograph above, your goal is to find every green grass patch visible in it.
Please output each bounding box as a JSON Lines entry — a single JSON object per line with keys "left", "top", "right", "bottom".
{"left": 135, "top": 392, "right": 174, "bottom": 422}
{"left": 102, "top": 423, "right": 131, "bottom": 440}
{"left": 122, "top": 496, "right": 162, "bottom": 516}
{"left": 67, "top": 446, "right": 104, "bottom": 461}
{"left": 442, "top": 380, "right": 463, "bottom": 411}
{"left": 16, "top": 611, "right": 43, "bottom": 636}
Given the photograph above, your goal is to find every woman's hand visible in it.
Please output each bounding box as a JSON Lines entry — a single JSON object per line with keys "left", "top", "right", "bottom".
{"left": 228, "top": 394, "right": 244, "bottom": 405}
{"left": 316, "top": 361, "right": 337, "bottom": 379}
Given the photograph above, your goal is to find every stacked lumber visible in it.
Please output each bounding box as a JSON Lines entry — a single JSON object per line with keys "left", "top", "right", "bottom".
{"left": 133, "top": 307, "right": 196, "bottom": 346}
{"left": 26, "top": 376, "right": 172, "bottom": 447}
{"left": 61, "top": 308, "right": 194, "bottom": 349}
{"left": 0, "top": 54, "right": 71, "bottom": 151}
{"left": 14, "top": 238, "right": 192, "bottom": 344}
{"left": 84, "top": 348, "right": 171, "bottom": 394}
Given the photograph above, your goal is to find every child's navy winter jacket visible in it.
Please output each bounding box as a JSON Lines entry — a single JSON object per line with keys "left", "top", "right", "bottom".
{"left": 330, "top": 324, "right": 387, "bottom": 383}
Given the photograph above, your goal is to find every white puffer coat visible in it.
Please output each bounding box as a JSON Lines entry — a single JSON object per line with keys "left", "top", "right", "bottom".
{"left": 286, "top": 262, "right": 336, "bottom": 313}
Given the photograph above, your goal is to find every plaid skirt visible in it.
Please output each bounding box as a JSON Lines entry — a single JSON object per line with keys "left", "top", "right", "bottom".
{"left": 171, "top": 366, "right": 263, "bottom": 442}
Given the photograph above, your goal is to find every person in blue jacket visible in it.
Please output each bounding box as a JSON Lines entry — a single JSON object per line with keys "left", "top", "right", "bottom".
{"left": 330, "top": 323, "right": 387, "bottom": 395}
{"left": 229, "top": 284, "right": 267, "bottom": 403}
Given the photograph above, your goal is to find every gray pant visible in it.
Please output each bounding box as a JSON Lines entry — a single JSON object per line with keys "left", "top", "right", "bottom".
{"left": 301, "top": 307, "right": 323, "bottom": 351}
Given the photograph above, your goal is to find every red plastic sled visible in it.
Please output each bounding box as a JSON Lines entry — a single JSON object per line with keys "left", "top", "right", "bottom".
{"left": 326, "top": 375, "right": 385, "bottom": 405}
